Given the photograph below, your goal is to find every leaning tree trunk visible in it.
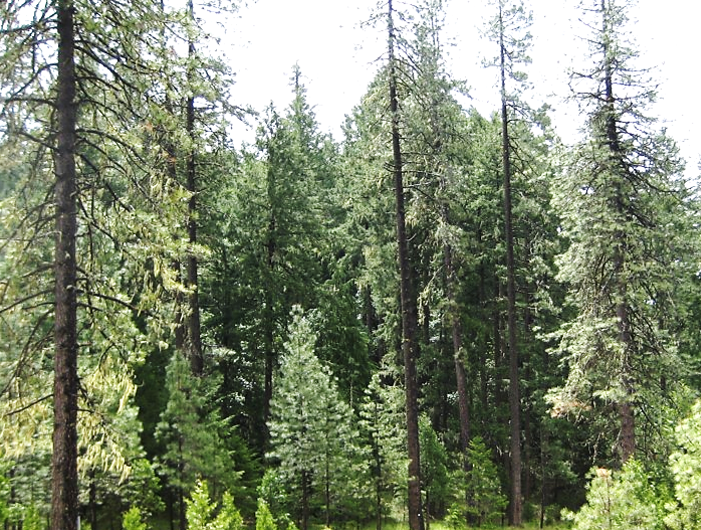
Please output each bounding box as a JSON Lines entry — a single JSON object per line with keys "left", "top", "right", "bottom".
{"left": 387, "top": 2, "right": 423, "bottom": 529}
{"left": 52, "top": 2, "right": 80, "bottom": 530}
{"left": 499, "top": 4, "right": 522, "bottom": 525}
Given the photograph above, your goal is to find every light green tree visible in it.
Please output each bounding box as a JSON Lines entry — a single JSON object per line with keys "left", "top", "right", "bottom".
{"left": 255, "top": 499, "right": 278, "bottom": 530}
{"left": 565, "top": 461, "right": 662, "bottom": 530}
{"left": 186, "top": 480, "right": 243, "bottom": 530}
{"left": 268, "top": 308, "right": 368, "bottom": 530}
{"left": 463, "top": 436, "right": 507, "bottom": 527}
{"left": 665, "top": 400, "right": 701, "bottom": 529}
{"left": 359, "top": 372, "right": 408, "bottom": 530}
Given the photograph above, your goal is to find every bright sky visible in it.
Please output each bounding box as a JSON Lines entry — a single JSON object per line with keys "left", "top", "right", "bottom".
{"left": 223, "top": 0, "right": 700, "bottom": 175}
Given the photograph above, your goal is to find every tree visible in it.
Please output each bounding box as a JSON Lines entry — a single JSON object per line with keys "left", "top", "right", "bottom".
{"left": 156, "top": 351, "right": 242, "bottom": 530}
{"left": 564, "top": 462, "right": 662, "bottom": 530}
{"left": 463, "top": 436, "right": 508, "bottom": 527}
{"left": 52, "top": 4, "right": 80, "bottom": 529}
{"left": 186, "top": 480, "right": 244, "bottom": 530}
{"left": 268, "top": 308, "right": 367, "bottom": 530}
{"left": 386, "top": 2, "right": 423, "bottom": 527}
{"left": 665, "top": 400, "right": 701, "bottom": 529}
{"left": 0, "top": 0, "right": 234, "bottom": 527}
{"left": 419, "top": 416, "right": 450, "bottom": 525}
{"left": 484, "top": 0, "right": 534, "bottom": 522}
{"left": 548, "top": 0, "right": 692, "bottom": 465}
{"left": 359, "top": 373, "right": 408, "bottom": 530}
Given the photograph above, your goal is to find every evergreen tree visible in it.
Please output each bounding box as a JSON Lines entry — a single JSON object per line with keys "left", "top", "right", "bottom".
{"left": 268, "top": 308, "right": 367, "bottom": 530}
{"left": 464, "top": 436, "right": 508, "bottom": 527}
{"left": 548, "top": 0, "right": 693, "bottom": 464}
{"left": 156, "top": 352, "right": 242, "bottom": 530}
{"left": 359, "top": 373, "right": 408, "bottom": 530}
{"left": 485, "top": 0, "right": 534, "bottom": 522}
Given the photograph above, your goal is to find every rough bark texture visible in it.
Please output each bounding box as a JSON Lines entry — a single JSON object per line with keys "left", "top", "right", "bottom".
{"left": 388, "top": 2, "right": 423, "bottom": 529}
{"left": 52, "top": 2, "right": 80, "bottom": 530}
{"left": 186, "top": 0, "right": 203, "bottom": 377}
{"left": 498, "top": 4, "right": 522, "bottom": 525}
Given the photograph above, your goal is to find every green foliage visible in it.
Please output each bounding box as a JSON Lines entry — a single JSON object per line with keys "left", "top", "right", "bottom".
{"left": 186, "top": 480, "right": 243, "bottom": 530}
{"left": 0, "top": 469, "right": 7, "bottom": 525}
{"left": 463, "top": 436, "right": 507, "bottom": 527}
{"left": 419, "top": 416, "right": 450, "bottom": 519}
{"left": 665, "top": 400, "right": 701, "bottom": 529}
{"left": 358, "top": 372, "right": 408, "bottom": 519}
{"left": 268, "top": 307, "right": 371, "bottom": 525}
{"left": 156, "top": 352, "right": 245, "bottom": 510}
{"left": 123, "top": 506, "right": 148, "bottom": 530}
{"left": 564, "top": 461, "right": 663, "bottom": 530}
{"left": 256, "top": 499, "right": 278, "bottom": 530}
{"left": 548, "top": 0, "right": 694, "bottom": 464}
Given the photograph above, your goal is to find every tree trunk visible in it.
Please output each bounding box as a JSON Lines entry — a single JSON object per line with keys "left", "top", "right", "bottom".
{"left": 387, "top": 2, "right": 423, "bottom": 529}
{"left": 301, "top": 470, "right": 310, "bottom": 530}
{"left": 601, "top": 0, "right": 635, "bottom": 464}
{"left": 499, "top": 4, "right": 522, "bottom": 525}
{"left": 52, "top": 3, "right": 80, "bottom": 530}
{"left": 186, "top": 0, "right": 203, "bottom": 377}
{"left": 263, "top": 217, "right": 276, "bottom": 445}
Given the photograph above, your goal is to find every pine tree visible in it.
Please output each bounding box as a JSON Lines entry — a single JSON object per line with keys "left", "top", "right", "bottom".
{"left": 359, "top": 373, "right": 408, "bottom": 530}
{"left": 156, "top": 352, "right": 241, "bottom": 530}
{"left": 484, "top": 0, "right": 534, "bottom": 522}
{"left": 268, "top": 308, "right": 366, "bottom": 530}
{"left": 549, "top": 0, "right": 692, "bottom": 464}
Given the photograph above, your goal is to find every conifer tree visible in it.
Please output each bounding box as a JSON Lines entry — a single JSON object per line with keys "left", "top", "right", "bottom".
{"left": 359, "top": 373, "right": 408, "bottom": 530}
{"left": 549, "top": 0, "right": 691, "bottom": 464}
{"left": 268, "top": 308, "right": 366, "bottom": 530}
{"left": 484, "top": 1, "right": 533, "bottom": 521}
{"left": 386, "top": 2, "right": 423, "bottom": 527}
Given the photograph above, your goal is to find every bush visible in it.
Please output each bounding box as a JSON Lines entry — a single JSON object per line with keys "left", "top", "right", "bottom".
{"left": 563, "top": 461, "right": 663, "bottom": 530}
{"left": 186, "top": 480, "right": 243, "bottom": 530}
{"left": 123, "top": 507, "right": 147, "bottom": 530}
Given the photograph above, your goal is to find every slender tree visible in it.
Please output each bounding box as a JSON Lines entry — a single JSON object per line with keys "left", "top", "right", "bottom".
{"left": 387, "top": 1, "right": 423, "bottom": 528}
{"left": 486, "top": 0, "right": 533, "bottom": 522}
{"left": 52, "top": 2, "right": 79, "bottom": 529}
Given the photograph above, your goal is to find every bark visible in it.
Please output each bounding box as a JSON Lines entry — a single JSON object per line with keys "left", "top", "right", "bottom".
{"left": 601, "top": 0, "right": 635, "bottom": 463}
{"left": 498, "top": 4, "right": 522, "bottom": 524}
{"left": 186, "top": 0, "right": 203, "bottom": 376}
{"left": 52, "top": 2, "right": 80, "bottom": 530}
{"left": 262, "top": 215, "right": 276, "bottom": 444}
{"left": 388, "top": 2, "right": 423, "bottom": 529}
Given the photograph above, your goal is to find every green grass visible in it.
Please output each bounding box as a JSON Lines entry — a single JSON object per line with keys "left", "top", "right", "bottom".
{"left": 352, "top": 520, "right": 571, "bottom": 530}
{"left": 353, "top": 520, "right": 571, "bottom": 530}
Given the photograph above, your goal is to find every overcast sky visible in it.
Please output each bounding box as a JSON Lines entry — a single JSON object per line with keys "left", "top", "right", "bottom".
{"left": 221, "top": 0, "right": 700, "bottom": 174}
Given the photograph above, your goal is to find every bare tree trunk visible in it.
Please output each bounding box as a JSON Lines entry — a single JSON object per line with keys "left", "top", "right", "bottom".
{"left": 186, "top": 0, "right": 203, "bottom": 377}
{"left": 52, "top": 2, "right": 80, "bottom": 530}
{"left": 498, "top": 3, "right": 522, "bottom": 524}
{"left": 387, "top": 2, "right": 423, "bottom": 529}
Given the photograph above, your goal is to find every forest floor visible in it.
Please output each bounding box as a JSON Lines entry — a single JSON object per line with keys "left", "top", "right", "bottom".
{"left": 360, "top": 520, "right": 571, "bottom": 530}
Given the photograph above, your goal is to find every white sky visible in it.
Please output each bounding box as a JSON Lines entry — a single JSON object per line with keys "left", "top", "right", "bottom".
{"left": 220, "top": 0, "right": 700, "bottom": 174}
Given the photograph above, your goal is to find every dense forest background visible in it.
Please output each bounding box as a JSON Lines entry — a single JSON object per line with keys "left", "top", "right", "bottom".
{"left": 1, "top": 1, "right": 701, "bottom": 530}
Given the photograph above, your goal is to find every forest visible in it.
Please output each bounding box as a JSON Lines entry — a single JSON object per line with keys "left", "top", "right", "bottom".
{"left": 1, "top": 0, "right": 700, "bottom": 530}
